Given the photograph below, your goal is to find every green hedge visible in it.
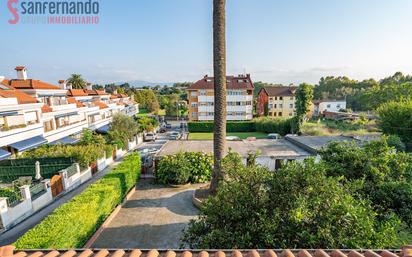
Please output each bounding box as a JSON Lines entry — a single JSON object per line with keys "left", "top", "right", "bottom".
{"left": 188, "top": 121, "right": 255, "bottom": 133}
{"left": 14, "top": 153, "right": 141, "bottom": 249}
{"left": 156, "top": 152, "right": 213, "bottom": 184}
{"left": 188, "top": 118, "right": 293, "bottom": 135}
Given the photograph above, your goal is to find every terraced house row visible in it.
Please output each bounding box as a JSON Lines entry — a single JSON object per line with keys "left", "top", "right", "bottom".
{"left": 0, "top": 67, "right": 139, "bottom": 160}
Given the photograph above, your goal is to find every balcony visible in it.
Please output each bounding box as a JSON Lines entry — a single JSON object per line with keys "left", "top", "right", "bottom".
{"left": 51, "top": 103, "right": 77, "bottom": 112}
{"left": 0, "top": 123, "right": 44, "bottom": 147}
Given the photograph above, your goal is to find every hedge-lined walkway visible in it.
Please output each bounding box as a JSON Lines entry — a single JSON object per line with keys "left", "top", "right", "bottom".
{"left": 91, "top": 180, "right": 204, "bottom": 249}
{"left": 0, "top": 157, "right": 124, "bottom": 246}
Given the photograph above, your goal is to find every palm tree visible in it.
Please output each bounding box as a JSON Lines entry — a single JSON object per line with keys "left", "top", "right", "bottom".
{"left": 209, "top": 0, "right": 227, "bottom": 194}
{"left": 67, "top": 74, "right": 86, "bottom": 89}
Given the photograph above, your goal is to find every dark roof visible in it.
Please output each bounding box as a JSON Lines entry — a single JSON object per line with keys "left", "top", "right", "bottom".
{"left": 0, "top": 246, "right": 405, "bottom": 257}
{"left": 187, "top": 75, "right": 254, "bottom": 90}
{"left": 260, "top": 87, "right": 297, "bottom": 97}
{"left": 285, "top": 135, "right": 360, "bottom": 155}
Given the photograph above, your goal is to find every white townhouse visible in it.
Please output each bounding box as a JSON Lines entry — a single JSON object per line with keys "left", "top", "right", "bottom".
{"left": 0, "top": 66, "right": 139, "bottom": 159}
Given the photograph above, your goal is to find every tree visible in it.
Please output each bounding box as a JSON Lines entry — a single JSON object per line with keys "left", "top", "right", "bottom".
{"left": 67, "top": 74, "right": 87, "bottom": 89}
{"left": 108, "top": 113, "right": 139, "bottom": 149}
{"left": 377, "top": 100, "right": 412, "bottom": 149}
{"left": 79, "top": 129, "right": 106, "bottom": 146}
{"left": 137, "top": 116, "right": 159, "bottom": 132}
{"left": 181, "top": 153, "right": 399, "bottom": 249}
{"left": 295, "top": 83, "right": 313, "bottom": 133}
{"left": 210, "top": 0, "right": 227, "bottom": 194}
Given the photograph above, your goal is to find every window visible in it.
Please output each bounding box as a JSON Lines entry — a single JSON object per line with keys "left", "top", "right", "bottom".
{"left": 327, "top": 104, "right": 331, "bottom": 108}
{"left": 43, "top": 120, "right": 54, "bottom": 132}
{"left": 279, "top": 104, "right": 283, "bottom": 108}
{"left": 190, "top": 91, "right": 197, "bottom": 97}
{"left": 199, "top": 90, "right": 206, "bottom": 96}
{"left": 274, "top": 97, "right": 277, "bottom": 100}
{"left": 274, "top": 104, "right": 277, "bottom": 108}
{"left": 337, "top": 104, "right": 341, "bottom": 108}
{"left": 191, "top": 112, "right": 197, "bottom": 118}
{"left": 289, "top": 113, "right": 293, "bottom": 116}
{"left": 269, "top": 104, "right": 273, "bottom": 109}
{"left": 289, "top": 104, "right": 293, "bottom": 108}
{"left": 191, "top": 102, "right": 198, "bottom": 108}
{"left": 274, "top": 112, "right": 277, "bottom": 117}
{"left": 269, "top": 112, "right": 273, "bottom": 116}
{"left": 279, "top": 97, "right": 283, "bottom": 100}
{"left": 278, "top": 112, "right": 282, "bottom": 116}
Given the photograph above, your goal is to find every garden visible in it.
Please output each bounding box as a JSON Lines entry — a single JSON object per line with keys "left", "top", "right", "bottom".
{"left": 180, "top": 138, "right": 412, "bottom": 249}
{"left": 187, "top": 117, "right": 295, "bottom": 140}
{"left": 14, "top": 153, "right": 141, "bottom": 249}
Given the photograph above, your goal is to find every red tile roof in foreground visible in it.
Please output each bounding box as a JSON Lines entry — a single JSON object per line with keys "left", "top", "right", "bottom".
{"left": 0, "top": 246, "right": 408, "bottom": 257}
{"left": 68, "top": 97, "right": 86, "bottom": 108}
{"left": 188, "top": 74, "right": 254, "bottom": 90}
{"left": 67, "top": 89, "right": 89, "bottom": 97}
{"left": 6, "top": 79, "right": 61, "bottom": 90}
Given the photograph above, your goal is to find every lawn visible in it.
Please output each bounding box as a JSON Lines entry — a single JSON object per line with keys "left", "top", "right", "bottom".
{"left": 136, "top": 108, "right": 166, "bottom": 117}
{"left": 301, "top": 119, "right": 379, "bottom": 136}
{"left": 189, "top": 132, "right": 268, "bottom": 140}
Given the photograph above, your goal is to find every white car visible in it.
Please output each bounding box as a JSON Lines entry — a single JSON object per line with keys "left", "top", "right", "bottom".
{"left": 226, "top": 136, "right": 241, "bottom": 141}
{"left": 144, "top": 132, "right": 156, "bottom": 142}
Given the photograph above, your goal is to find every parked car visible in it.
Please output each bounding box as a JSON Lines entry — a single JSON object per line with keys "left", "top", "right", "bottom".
{"left": 144, "top": 132, "right": 156, "bottom": 142}
{"left": 267, "top": 133, "right": 281, "bottom": 140}
{"left": 226, "top": 136, "right": 241, "bottom": 141}
{"left": 159, "top": 127, "right": 167, "bottom": 133}
{"left": 169, "top": 131, "right": 181, "bottom": 140}
{"left": 166, "top": 124, "right": 172, "bottom": 129}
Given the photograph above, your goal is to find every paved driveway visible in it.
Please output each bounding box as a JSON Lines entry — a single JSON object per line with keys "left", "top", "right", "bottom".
{"left": 91, "top": 179, "right": 202, "bottom": 249}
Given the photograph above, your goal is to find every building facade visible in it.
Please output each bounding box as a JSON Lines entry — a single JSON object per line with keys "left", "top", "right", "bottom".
{"left": 0, "top": 67, "right": 139, "bottom": 159}
{"left": 187, "top": 74, "right": 254, "bottom": 121}
{"left": 313, "top": 100, "right": 347, "bottom": 115}
{"left": 257, "top": 86, "right": 297, "bottom": 118}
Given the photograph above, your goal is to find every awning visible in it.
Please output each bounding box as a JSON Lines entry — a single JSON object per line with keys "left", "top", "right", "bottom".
{"left": 9, "top": 136, "right": 47, "bottom": 152}
{"left": 0, "top": 111, "right": 19, "bottom": 117}
{"left": 49, "top": 136, "right": 80, "bottom": 145}
{"left": 0, "top": 149, "right": 11, "bottom": 161}
{"left": 96, "top": 124, "right": 110, "bottom": 134}
{"left": 55, "top": 112, "right": 78, "bottom": 119}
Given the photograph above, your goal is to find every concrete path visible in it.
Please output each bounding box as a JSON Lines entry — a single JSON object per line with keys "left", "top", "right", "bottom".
{"left": 0, "top": 157, "right": 124, "bottom": 245}
{"left": 91, "top": 179, "right": 202, "bottom": 249}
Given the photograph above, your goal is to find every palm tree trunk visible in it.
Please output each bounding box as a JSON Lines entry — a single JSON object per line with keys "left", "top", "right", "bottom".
{"left": 210, "top": 0, "right": 227, "bottom": 194}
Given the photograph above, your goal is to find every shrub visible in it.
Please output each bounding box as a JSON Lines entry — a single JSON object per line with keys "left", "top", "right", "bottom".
{"left": 188, "top": 121, "right": 255, "bottom": 133}
{"left": 254, "top": 117, "right": 292, "bottom": 135}
{"left": 22, "top": 145, "right": 105, "bottom": 169}
{"left": 181, "top": 155, "right": 399, "bottom": 249}
{"left": 156, "top": 153, "right": 191, "bottom": 184}
{"left": 14, "top": 153, "right": 141, "bottom": 249}
{"left": 156, "top": 152, "right": 213, "bottom": 184}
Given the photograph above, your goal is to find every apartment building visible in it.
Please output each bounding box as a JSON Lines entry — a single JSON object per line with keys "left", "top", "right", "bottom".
{"left": 257, "top": 86, "right": 297, "bottom": 118}
{"left": 0, "top": 66, "right": 139, "bottom": 159}
{"left": 187, "top": 74, "right": 254, "bottom": 121}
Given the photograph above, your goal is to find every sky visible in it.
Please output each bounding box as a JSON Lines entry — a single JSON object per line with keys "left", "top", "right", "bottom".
{"left": 1, "top": 0, "right": 412, "bottom": 85}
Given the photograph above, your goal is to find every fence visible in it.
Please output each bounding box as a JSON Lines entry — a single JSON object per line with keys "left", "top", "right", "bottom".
{"left": 29, "top": 183, "right": 45, "bottom": 199}
{"left": 0, "top": 158, "right": 75, "bottom": 183}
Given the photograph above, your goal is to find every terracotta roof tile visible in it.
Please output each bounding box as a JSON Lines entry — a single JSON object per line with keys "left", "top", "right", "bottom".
{"left": 0, "top": 88, "right": 38, "bottom": 104}
{"left": 67, "top": 97, "right": 85, "bottom": 108}
{"left": 41, "top": 104, "right": 53, "bottom": 113}
{"left": 93, "top": 100, "right": 108, "bottom": 109}
{"left": 7, "top": 79, "right": 61, "bottom": 90}
{"left": 188, "top": 75, "right": 254, "bottom": 90}
{"left": 0, "top": 247, "right": 406, "bottom": 257}
{"left": 15, "top": 66, "right": 26, "bottom": 71}
{"left": 67, "top": 89, "right": 88, "bottom": 97}
{"left": 260, "top": 86, "right": 297, "bottom": 97}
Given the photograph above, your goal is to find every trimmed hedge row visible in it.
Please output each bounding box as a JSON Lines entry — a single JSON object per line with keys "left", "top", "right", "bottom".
{"left": 188, "top": 118, "right": 293, "bottom": 136}
{"left": 188, "top": 121, "right": 255, "bottom": 132}
{"left": 14, "top": 153, "right": 141, "bottom": 249}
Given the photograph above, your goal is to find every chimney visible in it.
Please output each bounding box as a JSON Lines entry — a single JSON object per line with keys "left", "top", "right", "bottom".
{"left": 246, "top": 74, "right": 251, "bottom": 78}
{"left": 15, "top": 66, "right": 27, "bottom": 80}
{"left": 58, "top": 80, "right": 67, "bottom": 90}
{"left": 0, "top": 76, "right": 4, "bottom": 83}
{"left": 86, "top": 82, "right": 92, "bottom": 90}
{"left": 113, "top": 89, "right": 118, "bottom": 95}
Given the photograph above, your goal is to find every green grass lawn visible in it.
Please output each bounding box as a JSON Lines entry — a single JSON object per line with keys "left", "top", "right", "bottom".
{"left": 137, "top": 108, "right": 166, "bottom": 117}
{"left": 189, "top": 132, "right": 268, "bottom": 140}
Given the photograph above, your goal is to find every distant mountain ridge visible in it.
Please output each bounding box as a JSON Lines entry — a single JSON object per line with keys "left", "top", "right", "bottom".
{"left": 113, "top": 80, "right": 175, "bottom": 87}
